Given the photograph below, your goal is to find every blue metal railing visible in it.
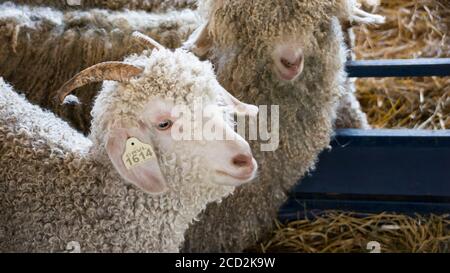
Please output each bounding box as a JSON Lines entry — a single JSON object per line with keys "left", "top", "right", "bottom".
{"left": 346, "top": 58, "right": 450, "bottom": 77}
{"left": 280, "top": 58, "right": 450, "bottom": 221}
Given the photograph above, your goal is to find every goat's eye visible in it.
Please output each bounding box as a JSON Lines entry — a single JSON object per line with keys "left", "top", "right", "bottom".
{"left": 157, "top": 119, "right": 173, "bottom": 131}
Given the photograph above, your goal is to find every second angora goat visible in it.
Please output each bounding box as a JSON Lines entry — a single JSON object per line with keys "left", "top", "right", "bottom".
{"left": 182, "top": 0, "right": 382, "bottom": 252}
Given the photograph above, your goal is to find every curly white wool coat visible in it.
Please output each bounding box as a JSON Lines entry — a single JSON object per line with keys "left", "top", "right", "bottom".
{"left": 0, "top": 49, "right": 240, "bottom": 252}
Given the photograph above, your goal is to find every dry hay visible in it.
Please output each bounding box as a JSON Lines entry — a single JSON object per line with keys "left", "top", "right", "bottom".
{"left": 250, "top": 212, "right": 450, "bottom": 253}
{"left": 353, "top": 0, "right": 450, "bottom": 129}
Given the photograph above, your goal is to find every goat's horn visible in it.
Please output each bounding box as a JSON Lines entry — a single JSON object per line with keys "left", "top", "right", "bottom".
{"left": 56, "top": 61, "right": 144, "bottom": 104}
{"left": 132, "top": 31, "right": 165, "bottom": 50}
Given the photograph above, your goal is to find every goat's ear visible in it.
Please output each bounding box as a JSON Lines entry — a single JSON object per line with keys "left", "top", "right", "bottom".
{"left": 105, "top": 125, "right": 167, "bottom": 195}
{"left": 183, "top": 22, "right": 213, "bottom": 59}
{"left": 219, "top": 87, "right": 259, "bottom": 117}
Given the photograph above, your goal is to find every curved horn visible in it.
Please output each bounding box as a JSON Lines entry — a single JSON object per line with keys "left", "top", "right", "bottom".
{"left": 56, "top": 61, "right": 144, "bottom": 104}
{"left": 132, "top": 31, "right": 165, "bottom": 50}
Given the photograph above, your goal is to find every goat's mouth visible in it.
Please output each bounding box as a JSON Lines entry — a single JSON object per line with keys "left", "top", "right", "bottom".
{"left": 213, "top": 158, "right": 258, "bottom": 186}
{"left": 274, "top": 65, "right": 303, "bottom": 82}
{"left": 272, "top": 55, "right": 305, "bottom": 82}
{"left": 216, "top": 170, "right": 254, "bottom": 181}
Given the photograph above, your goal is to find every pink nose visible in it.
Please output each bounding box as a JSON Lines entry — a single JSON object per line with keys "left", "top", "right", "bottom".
{"left": 280, "top": 53, "right": 303, "bottom": 71}
{"left": 274, "top": 46, "right": 305, "bottom": 81}
{"left": 232, "top": 154, "right": 254, "bottom": 169}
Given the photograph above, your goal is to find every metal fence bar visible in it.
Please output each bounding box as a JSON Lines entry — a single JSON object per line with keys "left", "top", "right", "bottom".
{"left": 279, "top": 129, "right": 450, "bottom": 220}
{"left": 346, "top": 58, "right": 450, "bottom": 78}
{"left": 280, "top": 57, "right": 450, "bottom": 219}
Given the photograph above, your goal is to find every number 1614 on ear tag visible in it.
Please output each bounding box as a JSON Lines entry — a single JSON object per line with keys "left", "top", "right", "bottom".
{"left": 122, "top": 137, "right": 155, "bottom": 169}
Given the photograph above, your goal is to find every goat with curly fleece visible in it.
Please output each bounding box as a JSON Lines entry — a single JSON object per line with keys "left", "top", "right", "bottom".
{"left": 181, "top": 0, "right": 383, "bottom": 252}
{"left": 0, "top": 2, "right": 200, "bottom": 134}
{"left": 0, "top": 34, "right": 258, "bottom": 252}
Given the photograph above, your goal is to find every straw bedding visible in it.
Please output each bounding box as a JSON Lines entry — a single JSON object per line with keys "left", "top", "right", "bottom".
{"left": 251, "top": 212, "right": 449, "bottom": 253}
{"left": 353, "top": 0, "right": 449, "bottom": 129}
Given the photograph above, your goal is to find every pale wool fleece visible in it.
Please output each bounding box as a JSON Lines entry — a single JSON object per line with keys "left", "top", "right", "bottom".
{"left": 0, "top": 2, "right": 201, "bottom": 134}
{"left": 0, "top": 0, "right": 198, "bottom": 12}
{"left": 0, "top": 48, "right": 235, "bottom": 252}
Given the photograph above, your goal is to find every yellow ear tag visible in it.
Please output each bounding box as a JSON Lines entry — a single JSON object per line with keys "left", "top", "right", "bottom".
{"left": 122, "top": 137, "right": 156, "bottom": 170}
